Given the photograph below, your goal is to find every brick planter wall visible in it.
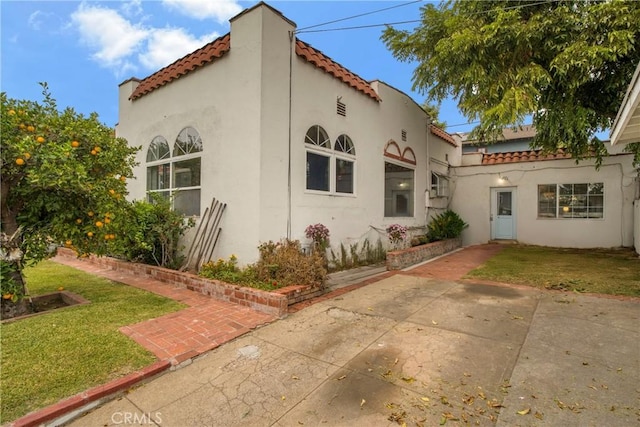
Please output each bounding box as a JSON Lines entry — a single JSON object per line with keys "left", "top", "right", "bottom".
{"left": 56, "top": 249, "right": 325, "bottom": 317}
{"left": 386, "top": 237, "right": 462, "bottom": 270}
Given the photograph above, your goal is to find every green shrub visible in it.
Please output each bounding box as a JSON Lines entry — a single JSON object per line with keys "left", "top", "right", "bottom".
{"left": 110, "top": 194, "right": 194, "bottom": 269}
{"left": 427, "top": 210, "right": 468, "bottom": 242}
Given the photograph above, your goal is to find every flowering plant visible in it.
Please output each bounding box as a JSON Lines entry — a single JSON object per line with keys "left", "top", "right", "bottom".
{"left": 305, "top": 223, "right": 330, "bottom": 243}
{"left": 386, "top": 224, "right": 407, "bottom": 246}
{"left": 305, "top": 223, "right": 330, "bottom": 250}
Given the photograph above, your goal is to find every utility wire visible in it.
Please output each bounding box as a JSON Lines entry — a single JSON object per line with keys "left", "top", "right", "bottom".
{"left": 295, "top": 0, "right": 423, "bottom": 33}
{"left": 296, "top": 0, "right": 558, "bottom": 35}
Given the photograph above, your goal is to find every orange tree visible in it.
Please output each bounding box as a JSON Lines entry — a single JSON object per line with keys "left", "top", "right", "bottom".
{"left": 1, "top": 84, "right": 138, "bottom": 315}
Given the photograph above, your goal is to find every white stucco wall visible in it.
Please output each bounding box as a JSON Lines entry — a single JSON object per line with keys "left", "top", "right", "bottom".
{"left": 288, "top": 69, "right": 433, "bottom": 251}
{"left": 635, "top": 200, "right": 640, "bottom": 254}
{"left": 116, "top": 3, "right": 458, "bottom": 265}
{"left": 450, "top": 154, "right": 636, "bottom": 248}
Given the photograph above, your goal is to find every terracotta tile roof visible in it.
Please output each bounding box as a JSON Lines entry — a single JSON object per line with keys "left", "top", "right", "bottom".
{"left": 482, "top": 148, "right": 574, "bottom": 165}
{"left": 430, "top": 124, "right": 456, "bottom": 146}
{"left": 130, "top": 34, "right": 231, "bottom": 101}
{"left": 295, "top": 39, "right": 381, "bottom": 102}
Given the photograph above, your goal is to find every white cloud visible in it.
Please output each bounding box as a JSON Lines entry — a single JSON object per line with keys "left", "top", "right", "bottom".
{"left": 162, "top": 0, "right": 242, "bottom": 23}
{"left": 71, "top": 3, "right": 148, "bottom": 73}
{"left": 28, "top": 10, "right": 47, "bottom": 30}
{"left": 121, "top": 0, "right": 143, "bottom": 18}
{"left": 70, "top": 2, "right": 224, "bottom": 76}
{"left": 140, "top": 28, "right": 220, "bottom": 70}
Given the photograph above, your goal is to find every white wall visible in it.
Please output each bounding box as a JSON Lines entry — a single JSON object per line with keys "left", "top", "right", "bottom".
{"left": 635, "top": 200, "right": 640, "bottom": 254}
{"left": 451, "top": 154, "right": 636, "bottom": 248}
{"left": 288, "top": 68, "right": 432, "bottom": 252}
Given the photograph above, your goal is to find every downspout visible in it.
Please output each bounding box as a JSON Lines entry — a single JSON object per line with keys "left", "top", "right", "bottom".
{"left": 287, "top": 30, "right": 294, "bottom": 239}
{"left": 425, "top": 117, "right": 431, "bottom": 225}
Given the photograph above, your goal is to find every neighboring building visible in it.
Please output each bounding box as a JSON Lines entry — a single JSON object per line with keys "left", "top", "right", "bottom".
{"left": 610, "top": 61, "right": 640, "bottom": 254}
{"left": 117, "top": 2, "right": 458, "bottom": 264}
{"left": 117, "top": 2, "right": 638, "bottom": 263}
{"left": 458, "top": 125, "right": 537, "bottom": 154}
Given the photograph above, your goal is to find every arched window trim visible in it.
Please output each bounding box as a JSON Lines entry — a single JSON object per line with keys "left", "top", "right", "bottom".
{"left": 304, "top": 125, "right": 356, "bottom": 195}
{"left": 146, "top": 126, "right": 203, "bottom": 216}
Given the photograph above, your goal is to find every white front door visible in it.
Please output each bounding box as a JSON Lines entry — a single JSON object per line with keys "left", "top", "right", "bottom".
{"left": 491, "top": 187, "right": 516, "bottom": 240}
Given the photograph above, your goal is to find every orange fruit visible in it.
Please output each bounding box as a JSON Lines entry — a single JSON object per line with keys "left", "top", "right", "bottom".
{"left": 87, "top": 231, "right": 94, "bottom": 237}
{"left": 109, "top": 189, "right": 115, "bottom": 195}
{"left": 95, "top": 221, "right": 104, "bottom": 228}
{"left": 36, "top": 136, "right": 45, "bottom": 143}
{"left": 90, "top": 150, "right": 97, "bottom": 155}
{"left": 23, "top": 153, "right": 31, "bottom": 160}
{"left": 19, "top": 123, "right": 26, "bottom": 129}
{"left": 88, "top": 211, "right": 94, "bottom": 217}
{"left": 26, "top": 125, "right": 35, "bottom": 132}
{"left": 15, "top": 158, "right": 25, "bottom": 165}
{"left": 8, "top": 110, "right": 16, "bottom": 115}
{"left": 71, "top": 141, "right": 80, "bottom": 148}
{"left": 65, "top": 240, "right": 72, "bottom": 246}
{"left": 76, "top": 219, "right": 82, "bottom": 224}
{"left": 109, "top": 234, "right": 115, "bottom": 240}
{"left": 94, "top": 146, "right": 101, "bottom": 153}
{"left": 119, "top": 176, "right": 126, "bottom": 182}
{"left": 2, "top": 294, "right": 13, "bottom": 300}
{"left": 104, "top": 218, "right": 111, "bottom": 224}
{"left": 58, "top": 287, "right": 64, "bottom": 291}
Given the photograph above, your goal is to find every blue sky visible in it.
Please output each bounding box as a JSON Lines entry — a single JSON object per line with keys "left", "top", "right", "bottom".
{"left": 1, "top": 0, "right": 473, "bottom": 132}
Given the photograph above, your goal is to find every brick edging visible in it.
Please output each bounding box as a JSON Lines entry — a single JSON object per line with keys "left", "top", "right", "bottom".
{"left": 8, "top": 360, "right": 170, "bottom": 427}
{"left": 55, "top": 248, "right": 327, "bottom": 317}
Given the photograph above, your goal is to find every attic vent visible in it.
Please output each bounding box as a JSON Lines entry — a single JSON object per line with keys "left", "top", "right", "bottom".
{"left": 401, "top": 129, "right": 407, "bottom": 141}
{"left": 337, "top": 99, "right": 346, "bottom": 116}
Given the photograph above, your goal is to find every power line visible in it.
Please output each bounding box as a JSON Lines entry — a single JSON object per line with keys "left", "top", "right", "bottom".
{"left": 296, "top": 0, "right": 558, "bottom": 35}
{"left": 295, "top": 0, "right": 423, "bottom": 33}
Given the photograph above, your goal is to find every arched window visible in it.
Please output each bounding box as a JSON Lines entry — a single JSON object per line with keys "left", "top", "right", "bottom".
{"left": 146, "top": 127, "right": 202, "bottom": 216}
{"left": 305, "top": 125, "right": 356, "bottom": 195}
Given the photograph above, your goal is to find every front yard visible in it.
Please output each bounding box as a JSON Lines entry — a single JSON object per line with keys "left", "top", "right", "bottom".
{"left": 0, "top": 261, "right": 185, "bottom": 423}
{"left": 465, "top": 245, "right": 640, "bottom": 297}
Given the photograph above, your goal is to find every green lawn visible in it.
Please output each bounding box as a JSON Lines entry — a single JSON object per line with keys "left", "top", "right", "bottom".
{"left": 465, "top": 245, "right": 640, "bottom": 297}
{"left": 0, "top": 261, "right": 185, "bottom": 423}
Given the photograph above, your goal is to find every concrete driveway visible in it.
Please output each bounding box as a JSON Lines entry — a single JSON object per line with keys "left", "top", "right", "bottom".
{"left": 68, "top": 271, "right": 639, "bottom": 426}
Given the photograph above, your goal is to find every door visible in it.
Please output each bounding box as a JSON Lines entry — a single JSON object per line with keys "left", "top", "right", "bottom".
{"left": 491, "top": 187, "right": 516, "bottom": 240}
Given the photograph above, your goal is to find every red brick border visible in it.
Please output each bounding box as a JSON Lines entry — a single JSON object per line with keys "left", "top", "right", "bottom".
{"left": 55, "top": 248, "right": 328, "bottom": 317}
{"left": 8, "top": 361, "right": 170, "bottom": 427}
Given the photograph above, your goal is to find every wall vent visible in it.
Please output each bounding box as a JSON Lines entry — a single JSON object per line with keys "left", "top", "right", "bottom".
{"left": 401, "top": 129, "right": 407, "bottom": 141}
{"left": 337, "top": 100, "right": 346, "bottom": 116}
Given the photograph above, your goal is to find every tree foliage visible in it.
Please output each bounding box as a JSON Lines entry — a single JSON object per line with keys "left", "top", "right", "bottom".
{"left": 1, "top": 84, "right": 138, "bottom": 305}
{"left": 382, "top": 0, "right": 640, "bottom": 164}
{"left": 421, "top": 101, "right": 447, "bottom": 128}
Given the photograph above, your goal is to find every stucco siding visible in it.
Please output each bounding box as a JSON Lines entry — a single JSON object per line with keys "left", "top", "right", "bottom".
{"left": 451, "top": 155, "right": 636, "bottom": 248}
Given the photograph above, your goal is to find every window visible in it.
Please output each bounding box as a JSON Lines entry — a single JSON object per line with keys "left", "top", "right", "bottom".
{"left": 538, "top": 183, "right": 604, "bottom": 219}
{"left": 305, "top": 125, "right": 355, "bottom": 194}
{"left": 146, "top": 127, "right": 202, "bottom": 216}
{"left": 431, "top": 172, "right": 449, "bottom": 197}
{"left": 384, "top": 162, "right": 414, "bottom": 217}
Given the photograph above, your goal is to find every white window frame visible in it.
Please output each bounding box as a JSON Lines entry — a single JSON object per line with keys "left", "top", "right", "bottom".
{"left": 146, "top": 127, "right": 203, "bottom": 216}
{"left": 305, "top": 126, "right": 356, "bottom": 196}
{"left": 537, "top": 183, "right": 604, "bottom": 219}
{"left": 384, "top": 160, "right": 415, "bottom": 218}
{"left": 431, "top": 172, "right": 449, "bottom": 198}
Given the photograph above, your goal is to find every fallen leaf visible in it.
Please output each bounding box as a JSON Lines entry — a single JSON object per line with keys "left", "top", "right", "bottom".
{"left": 534, "top": 411, "right": 544, "bottom": 420}
{"left": 337, "top": 375, "right": 347, "bottom": 380}
{"left": 478, "top": 391, "right": 486, "bottom": 400}
{"left": 420, "top": 397, "right": 430, "bottom": 402}
{"left": 401, "top": 376, "right": 416, "bottom": 383}
{"left": 582, "top": 361, "right": 589, "bottom": 366}
{"left": 463, "top": 372, "right": 472, "bottom": 377}
{"left": 487, "top": 399, "right": 503, "bottom": 408}
{"left": 291, "top": 375, "right": 299, "bottom": 380}
{"left": 281, "top": 395, "right": 286, "bottom": 401}
{"left": 360, "top": 398, "right": 366, "bottom": 408}
{"left": 394, "top": 358, "right": 399, "bottom": 365}
{"left": 511, "top": 315, "right": 524, "bottom": 320}
{"left": 367, "top": 307, "right": 373, "bottom": 311}
{"left": 432, "top": 320, "right": 438, "bottom": 325}
{"left": 463, "top": 395, "right": 475, "bottom": 405}
{"left": 517, "top": 408, "right": 531, "bottom": 415}
{"left": 554, "top": 398, "right": 566, "bottom": 409}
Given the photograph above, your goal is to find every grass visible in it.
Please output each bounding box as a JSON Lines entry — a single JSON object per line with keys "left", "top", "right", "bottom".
{"left": 0, "top": 261, "right": 185, "bottom": 423}
{"left": 465, "top": 245, "right": 640, "bottom": 297}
